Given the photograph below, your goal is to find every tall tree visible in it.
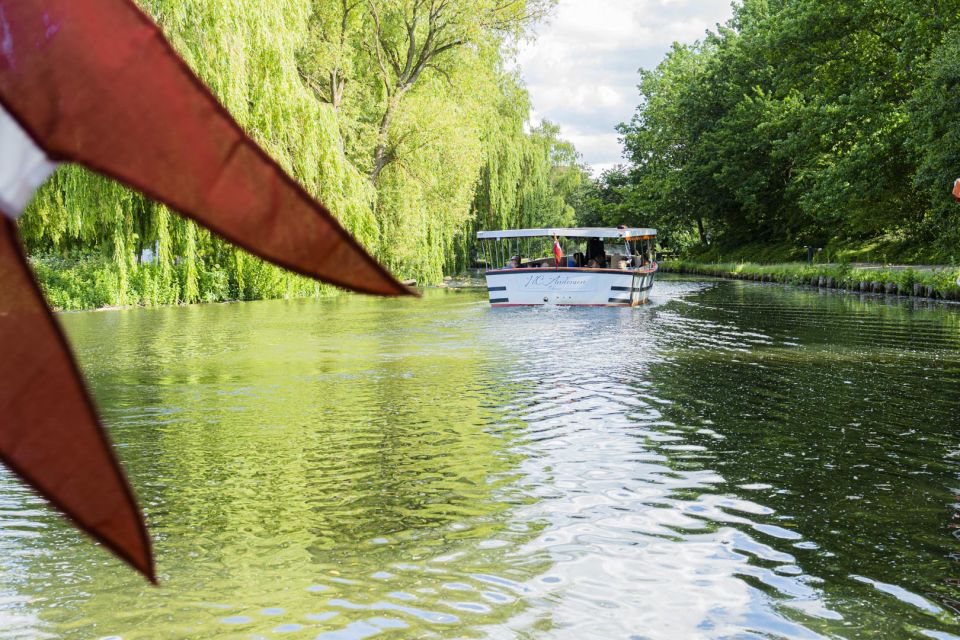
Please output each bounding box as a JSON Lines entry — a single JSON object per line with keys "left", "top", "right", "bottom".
{"left": 364, "top": 0, "right": 553, "bottom": 184}
{"left": 297, "top": 0, "right": 363, "bottom": 112}
{"left": 18, "top": 0, "right": 580, "bottom": 307}
{"left": 616, "top": 0, "right": 960, "bottom": 260}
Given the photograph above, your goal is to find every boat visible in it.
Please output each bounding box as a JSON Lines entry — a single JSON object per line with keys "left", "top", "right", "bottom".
{"left": 476, "top": 227, "right": 658, "bottom": 307}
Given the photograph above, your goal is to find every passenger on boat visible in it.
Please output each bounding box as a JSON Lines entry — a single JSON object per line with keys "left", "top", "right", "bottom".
{"left": 586, "top": 238, "right": 606, "bottom": 269}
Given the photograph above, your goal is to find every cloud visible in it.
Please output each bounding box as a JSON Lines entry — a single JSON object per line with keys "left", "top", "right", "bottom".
{"left": 517, "top": 0, "right": 733, "bottom": 170}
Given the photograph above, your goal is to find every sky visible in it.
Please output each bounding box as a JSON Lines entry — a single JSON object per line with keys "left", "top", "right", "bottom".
{"left": 516, "top": 0, "right": 735, "bottom": 175}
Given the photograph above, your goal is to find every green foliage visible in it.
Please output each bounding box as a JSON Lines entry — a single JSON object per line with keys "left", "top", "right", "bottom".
{"left": 603, "top": 0, "right": 960, "bottom": 263}
{"left": 684, "top": 242, "right": 804, "bottom": 265}
{"left": 466, "top": 115, "right": 587, "bottom": 268}
{"left": 29, "top": 253, "right": 121, "bottom": 311}
{"left": 18, "top": 0, "right": 573, "bottom": 309}
{"left": 662, "top": 260, "right": 960, "bottom": 299}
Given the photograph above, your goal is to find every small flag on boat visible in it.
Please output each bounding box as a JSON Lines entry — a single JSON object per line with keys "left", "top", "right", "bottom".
{"left": 553, "top": 236, "right": 563, "bottom": 267}
{"left": 0, "top": 0, "right": 411, "bottom": 584}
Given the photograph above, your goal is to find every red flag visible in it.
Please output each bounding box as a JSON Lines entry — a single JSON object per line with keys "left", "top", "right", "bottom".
{"left": 0, "top": 0, "right": 413, "bottom": 583}
{"left": 952, "top": 178, "right": 960, "bottom": 202}
{"left": 553, "top": 237, "right": 563, "bottom": 267}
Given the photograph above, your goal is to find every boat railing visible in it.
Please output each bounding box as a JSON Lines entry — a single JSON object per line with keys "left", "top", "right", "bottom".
{"left": 488, "top": 259, "right": 659, "bottom": 274}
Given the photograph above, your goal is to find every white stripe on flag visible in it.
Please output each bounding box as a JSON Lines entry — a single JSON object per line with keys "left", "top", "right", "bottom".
{"left": 0, "top": 104, "right": 59, "bottom": 220}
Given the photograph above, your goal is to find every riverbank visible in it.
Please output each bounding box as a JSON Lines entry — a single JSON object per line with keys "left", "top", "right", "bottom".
{"left": 30, "top": 252, "right": 340, "bottom": 312}
{"left": 34, "top": 258, "right": 481, "bottom": 312}
{"left": 660, "top": 260, "right": 960, "bottom": 301}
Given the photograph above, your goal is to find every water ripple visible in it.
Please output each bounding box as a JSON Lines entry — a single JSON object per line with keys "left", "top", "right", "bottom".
{"left": 0, "top": 279, "right": 957, "bottom": 638}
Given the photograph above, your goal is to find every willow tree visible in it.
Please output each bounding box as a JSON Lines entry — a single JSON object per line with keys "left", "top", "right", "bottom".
{"left": 297, "top": 0, "right": 362, "bottom": 112}
{"left": 296, "top": 0, "right": 563, "bottom": 281}
{"left": 472, "top": 78, "right": 530, "bottom": 233}
{"left": 19, "top": 0, "right": 576, "bottom": 307}
{"left": 369, "top": 47, "right": 497, "bottom": 281}
{"left": 362, "top": 0, "right": 554, "bottom": 185}
{"left": 20, "top": 0, "right": 378, "bottom": 307}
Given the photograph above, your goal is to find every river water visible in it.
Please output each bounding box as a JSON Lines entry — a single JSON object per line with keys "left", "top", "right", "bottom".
{"left": 1, "top": 276, "right": 959, "bottom": 639}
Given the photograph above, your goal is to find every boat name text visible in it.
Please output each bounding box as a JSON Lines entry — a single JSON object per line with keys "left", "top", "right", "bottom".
{"left": 523, "top": 274, "right": 589, "bottom": 289}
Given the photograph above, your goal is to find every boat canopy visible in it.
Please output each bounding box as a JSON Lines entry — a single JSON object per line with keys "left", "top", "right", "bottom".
{"left": 477, "top": 227, "right": 656, "bottom": 241}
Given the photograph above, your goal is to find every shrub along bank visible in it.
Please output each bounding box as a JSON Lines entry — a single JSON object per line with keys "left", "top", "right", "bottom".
{"left": 660, "top": 261, "right": 960, "bottom": 301}
{"left": 29, "top": 252, "right": 327, "bottom": 311}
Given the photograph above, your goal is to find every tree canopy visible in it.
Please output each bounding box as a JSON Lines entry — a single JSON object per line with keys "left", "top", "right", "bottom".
{"left": 582, "top": 0, "right": 960, "bottom": 263}
{"left": 20, "top": 0, "right": 580, "bottom": 309}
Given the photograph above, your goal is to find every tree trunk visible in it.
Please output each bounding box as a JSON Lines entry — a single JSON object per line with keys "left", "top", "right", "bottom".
{"left": 330, "top": 72, "right": 339, "bottom": 110}
{"left": 330, "top": 0, "right": 352, "bottom": 112}
{"left": 370, "top": 91, "right": 405, "bottom": 185}
{"left": 370, "top": 112, "right": 392, "bottom": 185}
{"left": 696, "top": 216, "right": 707, "bottom": 245}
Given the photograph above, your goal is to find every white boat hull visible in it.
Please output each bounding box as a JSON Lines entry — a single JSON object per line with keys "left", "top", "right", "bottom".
{"left": 484, "top": 267, "right": 656, "bottom": 307}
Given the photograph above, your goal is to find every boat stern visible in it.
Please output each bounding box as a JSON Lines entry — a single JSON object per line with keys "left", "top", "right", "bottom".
{"left": 485, "top": 268, "right": 655, "bottom": 307}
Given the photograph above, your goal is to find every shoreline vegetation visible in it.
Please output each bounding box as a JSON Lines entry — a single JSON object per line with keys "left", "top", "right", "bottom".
{"left": 661, "top": 260, "right": 960, "bottom": 301}
{"left": 576, "top": 2, "right": 960, "bottom": 268}
{"left": 47, "top": 258, "right": 960, "bottom": 315}
{"left": 27, "top": 1, "right": 960, "bottom": 311}
{"left": 23, "top": 0, "right": 583, "bottom": 311}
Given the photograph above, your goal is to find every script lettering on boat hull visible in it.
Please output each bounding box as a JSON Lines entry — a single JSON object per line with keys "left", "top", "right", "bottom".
{"left": 521, "top": 274, "right": 596, "bottom": 292}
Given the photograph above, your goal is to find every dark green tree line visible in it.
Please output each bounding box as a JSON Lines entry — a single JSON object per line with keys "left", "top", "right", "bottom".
{"left": 585, "top": 0, "right": 960, "bottom": 262}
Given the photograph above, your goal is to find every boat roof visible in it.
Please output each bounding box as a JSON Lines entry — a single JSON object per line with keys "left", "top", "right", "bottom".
{"left": 476, "top": 227, "right": 656, "bottom": 240}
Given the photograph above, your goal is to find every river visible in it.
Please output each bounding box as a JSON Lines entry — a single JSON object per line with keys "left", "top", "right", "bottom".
{"left": 1, "top": 276, "right": 958, "bottom": 639}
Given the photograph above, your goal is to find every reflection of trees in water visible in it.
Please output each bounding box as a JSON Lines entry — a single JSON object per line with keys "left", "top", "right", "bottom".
{"left": 9, "top": 294, "right": 547, "bottom": 638}
{"left": 642, "top": 280, "right": 960, "bottom": 634}
{"left": 947, "top": 495, "right": 960, "bottom": 614}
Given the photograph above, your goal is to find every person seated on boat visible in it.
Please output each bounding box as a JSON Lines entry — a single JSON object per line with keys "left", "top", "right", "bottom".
{"left": 507, "top": 254, "right": 521, "bottom": 269}
{"left": 586, "top": 238, "right": 606, "bottom": 268}
{"left": 574, "top": 252, "right": 585, "bottom": 268}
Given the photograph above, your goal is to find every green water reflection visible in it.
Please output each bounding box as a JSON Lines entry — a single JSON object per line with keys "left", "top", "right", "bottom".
{"left": 0, "top": 281, "right": 958, "bottom": 639}
{"left": 1, "top": 292, "right": 543, "bottom": 638}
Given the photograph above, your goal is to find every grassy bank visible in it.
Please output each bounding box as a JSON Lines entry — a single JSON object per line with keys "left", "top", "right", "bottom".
{"left": 661, "top": 260, "right": 960, "bottom": 301}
